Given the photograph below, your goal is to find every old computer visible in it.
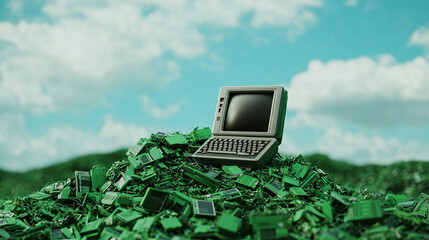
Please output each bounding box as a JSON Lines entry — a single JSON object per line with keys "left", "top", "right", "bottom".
{"left": 192, "top": 86, "right": 288, "bottom": 168}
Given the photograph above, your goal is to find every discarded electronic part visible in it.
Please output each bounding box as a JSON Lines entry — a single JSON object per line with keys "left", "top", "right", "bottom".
{"left": 282, "top": 175, "right": 300, "bottom": 187}
{"left": 116, "top": 209, "right": 142, "bottom": 224}
{"left": 205, "top": 188, "right": 242, "bottom": 201}
{"left": 58, "top": 186, "right": 72, "bottom": 200}
{"left": 164, "top": 134, "right": 189, "bottom": 147}
{"left": 290, "top": 187, "right": 308, "bottom": 197}
{"left": 264, "top": 180, "right": 288, "bottom": 198}
{"left": 42, "top": 181, "right": 65, "bottom": 194}
{"left": 115, "top": 172, "right": 131, "bottom": 191}
{"left": 100, "top": 180, "right": 114, "bottom": 193}
{"left": 194, "top": 200, "right": 216, "bottom": 217}
{"left": 192, "top": 225, "right": 216, "bottom": 239}
{"left": 132, "top": 216, "right": 157, "bottom": 234}
{"left": 205, "top": 170, "right": 221, "bottom": 179}
{"left": 170, "top": 192, "right": 193, "bottom": 216}
{"left": 75, "top": 171, "right": 91, "bottom": 194}
{"left": 80, "top": 218, "right": 104, "bottom": 236}
{"left": 216, "top": 213, "right": 242, "bottom": 238}
{"left": 91, "top": 166, "right": 107, "bottom": 191}
{"left": 348, "top": 200, "right": 383, "bottom": 221}
{"left": 300, "top": 170, "right": 318, "bottom": 188}
{"left": 160, "top": 217, "right": 183, "bottom": 231}
{"left": 331, "top": 191, "right": 350, "bottom": 206}
{"left": 148, "top": 146, "right": 165, "bottom": 161}
{"left": 140, "top": 188, "right": 169, "bottom": 212}
{"left": 126, "top": 144, "right": 144, "bottom": 157}
{"left": 27, "top": 191, "right": 50, "bottom": 200}
{"left": 222, "top": 165, "right": 243, "bottom": 177}
{"left": 0, "top": 128, "right": 428, "bottom": 239}
{"left": 291, "top": 163, "right": 309, "bottom": 179}
{"left": 250, "top": 210, "right": 289, "bottom": 240}
{"left": 235, "top": 174, "right": 259, "bottom": 190}
{"left": 181, "top": 164, "right": 220, "bottom": 188}
{"left": 190, "top": 127, "right": 212, "bottom": 143}
{"left": 101, "top": 192, "right": 119, "bottom": 205}
{"left": 412, "top": 193, "right": 429, "bottom": 218}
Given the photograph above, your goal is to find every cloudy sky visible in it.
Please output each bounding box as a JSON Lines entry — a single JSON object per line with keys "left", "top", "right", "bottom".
{"left": 0, "top": 0, "right": 428, "bottom": 171}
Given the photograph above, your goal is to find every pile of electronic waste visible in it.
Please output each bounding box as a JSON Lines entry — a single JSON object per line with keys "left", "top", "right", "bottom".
{"left": 0, "top": 127, "right": 428, "bottom": 239}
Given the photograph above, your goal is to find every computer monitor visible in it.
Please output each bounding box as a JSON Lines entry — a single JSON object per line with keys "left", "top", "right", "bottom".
{"left": 193, "top": 85, "right": 288, "bottom": 168}
{"left": 212, "top": 86, "right": 287, "bottom": 144}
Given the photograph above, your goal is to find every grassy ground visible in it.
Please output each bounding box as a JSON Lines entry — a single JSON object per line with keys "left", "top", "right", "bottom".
{"left": 305, "top": 153, "right": 429, "bottom": 197}
{"left": 0, "top": 149, "right": 126, "bottom": 199}
{"left": 0, "top": 151, "right": 427, "bottom": 199}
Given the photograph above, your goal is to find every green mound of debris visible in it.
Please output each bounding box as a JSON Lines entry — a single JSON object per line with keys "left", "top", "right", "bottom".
{"left": 0, "top": 127, "right": 428, "bottom": 239}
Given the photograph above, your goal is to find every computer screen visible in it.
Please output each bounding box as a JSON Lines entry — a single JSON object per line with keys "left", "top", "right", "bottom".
{"left": 223, "top": 92, "right": 273, "bottom": 132}
{"left": 212, "top": 86, "right": 287, "bottom": 144}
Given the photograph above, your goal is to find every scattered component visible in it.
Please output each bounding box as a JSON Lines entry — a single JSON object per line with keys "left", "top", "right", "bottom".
{"left": 75, "top": 171, "right": 91, "bottom": 194}
{"left": 140, "top": 188, "right": 169, "bottom": 212}
{"left": 264, "top": 180, "right": 288, "bottom": 198}
{"left": 91, "top": 166, "right": 107, "bottom": 191}
{"left": 290, "top": 187, "right": 308, "bottom": 197}
{"left": 348, "top": 200, "right": 383, "bottom": 221}
{"left": 236, "top": 174, "right": 259, "bottom": 190}
{"left": 412, "top": 193, "right": 429, "bottom": 218}
{"left": 115, "top": 172, "right": 131, "bottom": 191}
{"left": 160, "top": 217, "right": 183, "bottom": 231}
{"left": 217, "top": 213, "right": 242, "bottom": 238}
{"left": 102, "top": 192, "right": 119, "bottom": 205}
{"left": 194, "top": 200, "right": 216, "bottom": 217}
{"left": 190, "top": 127, "right": 212, "bottom": 143}
{"left": 0, "top": 128, "right": 427, "bottom": 239}
{"left": 182, "top": 164, "right": 220, "bottom": 188}
{"left": 164, "top": 134, "right": 188, "bottom": 146}
{"left": 205, "top": 188, "right": 242, "bottom": 201}
{"left": 251, "top": 211, "right": 289, "bottom": 240}
{"left": 222, "top": 165, "right": 243, "bottom": 177}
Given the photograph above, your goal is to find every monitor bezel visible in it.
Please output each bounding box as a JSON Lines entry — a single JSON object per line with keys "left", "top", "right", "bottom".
{"left": 212, "top": 86, "right": 284, "bottom": 138}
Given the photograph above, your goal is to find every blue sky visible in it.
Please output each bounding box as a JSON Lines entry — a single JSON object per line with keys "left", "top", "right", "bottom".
{"left": 1, "top": 0, "right": 429, "bottom": 171}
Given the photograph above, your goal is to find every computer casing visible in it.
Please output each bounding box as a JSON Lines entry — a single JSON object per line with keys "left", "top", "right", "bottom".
{"left": 193, "top": 86, "right": 288, "bottom": 168}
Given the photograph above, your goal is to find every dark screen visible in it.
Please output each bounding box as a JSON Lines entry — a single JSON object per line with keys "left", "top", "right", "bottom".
{"left": 197, "top": 201, "right": 215, "bottom": 215}
{"left": 223, "top": 92, "right": 273, "bottom": 132}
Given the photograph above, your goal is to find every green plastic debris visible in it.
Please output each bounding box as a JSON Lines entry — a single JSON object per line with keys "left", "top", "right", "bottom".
{"left": 251, "top": 210, "right": 289, "bottom": 240}
{"left": 190, "top": 127, "right": 212, "bottom": 143}
{"left": 290, "top": 187, "right": 308, "bottom": 197}
{"left": 222, "top": 165, "right": 243, "bottom": 177}
{"left": 91, "top": 166, "right": 107, "bottom": 191}
{"left": 217, "top": 213, "right": 242, "bottom": 238}
{"left": 348, "top": 200, "right": 383, "bottom": 221}
{"left": 117, "top": 209, "right": 142, "bottom": 224}
{"left": 160, "top": 217, "right": 183, "bottom": 231}
{"left": 194, "top": 200, "right": 216, "bottom": 217}
{"left": 101, "top": 192, "right": 118, "bottom": 205}
{"left": 0, "top": 127, "right": 427, "bottom": 239}
{"left": 164, "top": 134, "right": 188, "bottom": 146}
{"left": 140, "top": 187, "right": 169, "bottom": 212}
{"left": 236, "top": 174, "right": 259, "bottom": 190}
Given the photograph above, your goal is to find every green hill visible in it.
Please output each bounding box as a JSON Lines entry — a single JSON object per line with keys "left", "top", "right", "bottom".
{"left": 0, "top": 149, "right": 127, "bottom": 200}
{"left": 305, "top": 153, "right": 429, "bottom": 197}
{"left": 0, "top": 151, "right": 427, "bottom": 200}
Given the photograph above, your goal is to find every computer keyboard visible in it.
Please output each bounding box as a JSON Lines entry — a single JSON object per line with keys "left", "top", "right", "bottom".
{"left": 196, "top": 138, "right": 270, "bottom": 156}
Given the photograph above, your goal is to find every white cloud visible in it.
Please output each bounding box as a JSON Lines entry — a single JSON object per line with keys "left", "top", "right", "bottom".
{"left": 288, "top": 55, "right": 429, "bottom": 128}
{"left": 7, "top": 0, "right": 24, "bottom": 14}
{"left": 0, "top": 115, "right": 147, "bottom": 171}
{"left": 345, "top": 0, "right": 358, "bottom": 7}
{"left": 316, "top": 128, "right": 429, "bottom": 165}
{"left": 0, "top": 0, "right": 322, "bottom": 115}
{"left": 139, "top": 95, "right": 186, "bottom": 119}
{"left": 409, "top": 27, "right": 429, "bottom": 58}
{"left": 0, "top": 0, "right": 323, "bottom": 170}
